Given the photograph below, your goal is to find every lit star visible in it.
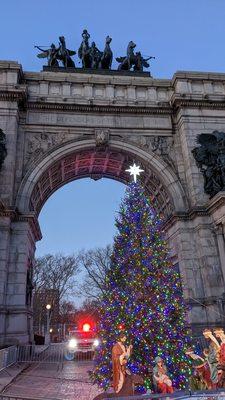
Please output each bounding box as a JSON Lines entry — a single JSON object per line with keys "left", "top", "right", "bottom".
{"left": 125, "top": 163, "right": 144, "bottom": 183}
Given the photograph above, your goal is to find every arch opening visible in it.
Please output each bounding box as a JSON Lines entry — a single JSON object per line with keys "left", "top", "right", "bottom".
{"left": 28, "top": 147, "right": 174, "bottom": 219}
{"left": 16, "top": 139, "right": 187, "bottom": 220}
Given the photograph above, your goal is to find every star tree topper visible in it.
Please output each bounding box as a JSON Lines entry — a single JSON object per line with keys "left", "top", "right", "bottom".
{"left": 126, "top": 163, "right": 144, "bottom": 183}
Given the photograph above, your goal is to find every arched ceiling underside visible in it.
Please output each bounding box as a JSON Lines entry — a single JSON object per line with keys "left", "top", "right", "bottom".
{"left": 29, "top": 147, "right": 174, "bottom": 218}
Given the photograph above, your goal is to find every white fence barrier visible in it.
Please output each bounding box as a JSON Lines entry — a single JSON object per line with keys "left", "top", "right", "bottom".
{"left": 0, "top": 343, "right": 94, "bottom": 373}
{"left": 17, "top": 343, "right": 94, "bottom": 364}
{"left": 17, "top": 344, "right": 64, "bottom": 364}
{"left": 0, "top": 346, "right": 17, "bottom": 372}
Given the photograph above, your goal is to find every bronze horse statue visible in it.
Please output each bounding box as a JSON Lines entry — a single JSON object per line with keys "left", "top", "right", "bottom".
{"left": 93, "top": 373, "right": 144, "bottom": 399}
{"left": 100, "top": 36, "right": 113, "bottom": 70}
{"left": 57, "top": 36, "right": 75, "bottom": 68}
{"left": 116, "top": 41, "right": 137, "bottom": 70}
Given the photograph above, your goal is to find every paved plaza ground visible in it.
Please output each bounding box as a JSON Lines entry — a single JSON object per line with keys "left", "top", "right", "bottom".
{"left": 2, "top": 360, "right": 103, "bottom": 400}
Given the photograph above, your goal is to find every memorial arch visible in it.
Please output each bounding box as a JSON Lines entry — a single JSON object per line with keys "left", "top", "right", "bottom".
{"left": 1, "top": 60, "right": 225, "bottom": 345}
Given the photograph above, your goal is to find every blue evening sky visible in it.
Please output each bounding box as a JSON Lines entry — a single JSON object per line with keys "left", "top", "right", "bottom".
{"left": 1, "top": 0, "right": 225, "bottom": 257}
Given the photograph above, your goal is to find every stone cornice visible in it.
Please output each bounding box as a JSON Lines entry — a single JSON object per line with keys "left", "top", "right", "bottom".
{"left": 163, "top": 207, "right": 209, "bottom": 230}
{"left": 164, "top": 193, "right": 225, "bottom": 230}
{"left": 0, "top": 87, "right": 27, "bottom": 103}
{"left": 24, "top": 70, "right": 172, "bottom": 87}
{"left": 27, "top": 96, "right": 225, "bottom": 116}
{"left": 27, "top": 101, "right": 172, "bottom": 115}
{"left": 172, "top": 70, "right": 225, "bottom": 83}
{"left": 24, "top": 69, "right": 225, "bottom": 86}
{"left": 0, "top": 60, "right": 24, "bottom": 81}
{"left": 0, "top": 206, "right": 16, "bottom": 219}
{"left": 207, "top": 191, "right": 225, "bottom": 214}
{"left": 0, "top": 208, "right": 42, "bottom": 241}
{"left": 171, "top": 94, "right": 225, "bottom": 110}
{"left": 16, "top": 213, "right": 42, "bottom": 241}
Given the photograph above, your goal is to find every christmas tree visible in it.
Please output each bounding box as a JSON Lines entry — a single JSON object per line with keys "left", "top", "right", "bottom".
{"left": 92, "top": 180, "right": 191, "bottom": 392}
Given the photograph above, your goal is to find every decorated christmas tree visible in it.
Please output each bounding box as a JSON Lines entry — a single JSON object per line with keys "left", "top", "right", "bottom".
{"left": 92, "top": 175, "right": 191, "bottom": 392}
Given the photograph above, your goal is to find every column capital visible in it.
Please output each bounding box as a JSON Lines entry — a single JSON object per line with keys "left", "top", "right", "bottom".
{"left": 14, "top": 212, "right": 42, "bottom": 242}
{"left": 0, "top": 204, "right": 42, "bottom": 241}
{"left": 214, "top": 223, "right": 224, "bottom": 236}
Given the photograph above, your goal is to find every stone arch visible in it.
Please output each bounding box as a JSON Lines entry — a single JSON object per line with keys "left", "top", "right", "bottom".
{"left": 16, "top": 138, "right": 187, "bottom": 218}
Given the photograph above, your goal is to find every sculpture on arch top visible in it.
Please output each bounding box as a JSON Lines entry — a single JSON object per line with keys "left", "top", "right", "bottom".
{"left": 100, "top": 35, "right": 113, "bottom": 69}
{"left": 35, "top": 31, "right": 153, "bottom": 73}
{"left": 116, "top": 41, "right": 155, "bottom": 72}
{"left": 116, "top": 40, "right": 137, "bottom": 70}
{"left": 57, "top": 36, "right": 76, "bottom": 68}
{"left": 35, "top": 43, "right": 59, "bottom": 67}
{"left": 89, "top": 41, "right": 102, "bottom": 69}
{"left": 78, "top": 30, "right": 113, "bottom": 70}
{"left": 78, "top": 29, "right": 92, "bottom": 68}
{"left": 35, "top": 36, "right": 76, "bottom": 68}
{"left": 134, "top": 51, "right": 155, "bottom": 72}
{"left": 192, "top": 130, "right": 225, "bottom": 198}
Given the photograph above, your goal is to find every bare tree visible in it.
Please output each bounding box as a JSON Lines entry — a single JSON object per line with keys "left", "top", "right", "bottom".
{"left": 77, "top": 245, "right": 112, "bottom": 300}
{"left": 59, "top": 300, "right": 77, "bottom": 324}
{"left": 33, "top": 253, "right": 80, "bottom": 299}
{"left": 33, "top": 254, "right": 80, "bottom": 334}
{"left": 81, "top": 298, "right": 101, "bottom": 320}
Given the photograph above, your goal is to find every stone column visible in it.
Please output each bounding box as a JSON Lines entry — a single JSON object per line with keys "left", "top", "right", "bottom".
{"left": 2, "top": 214, "right": 41, "bottom": 345}
{"left": 0, "top": 61, "right": 26, "bottom": 207}
{"left": 0, "top": 211, "right": 11, "bottom": 345}
{"left": 166, "top": 214, "right": 225, "bottom": 335}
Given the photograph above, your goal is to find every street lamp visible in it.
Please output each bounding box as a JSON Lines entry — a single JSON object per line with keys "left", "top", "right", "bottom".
{"left": 45, "top": 304, "right": 52, "bottom": 345}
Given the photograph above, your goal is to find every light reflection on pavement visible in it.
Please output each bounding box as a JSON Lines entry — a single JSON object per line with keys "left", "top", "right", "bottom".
{"left": 3, "top": 361, "right": 103, "bottom": 400}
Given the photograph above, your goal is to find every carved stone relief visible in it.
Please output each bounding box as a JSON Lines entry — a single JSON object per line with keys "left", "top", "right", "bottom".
{"left": 24, "top": 131, "right": 81, "bottom": 170}
{"left": 124, "top": 134, "right": 176, "bottom": 171}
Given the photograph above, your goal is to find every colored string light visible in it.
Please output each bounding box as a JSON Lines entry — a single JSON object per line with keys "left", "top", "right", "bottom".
{"left": 91, "top": 182, "right": 192, "bottom": 392}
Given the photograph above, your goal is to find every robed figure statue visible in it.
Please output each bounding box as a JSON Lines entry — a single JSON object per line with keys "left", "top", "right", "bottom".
{"left": 112, "top": 334, "right": 132, "bottom": 393}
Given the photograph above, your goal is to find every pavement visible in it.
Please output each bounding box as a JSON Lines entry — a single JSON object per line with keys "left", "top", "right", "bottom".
{"left": 1, "top": 362, "right": 225, "bottom": 400}
{"left": 0, "top": 360, "right": 103, "bottom": 400}
{"left": 0, "top": 363, "right": 30, "bottom": 393}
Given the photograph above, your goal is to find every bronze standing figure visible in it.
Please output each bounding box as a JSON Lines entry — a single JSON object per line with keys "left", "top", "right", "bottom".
{"left": 35, "top": 43, "right": 59, "bottom": 67}
{"left": 78, "top": 29, "right": 92, "bottom": 68}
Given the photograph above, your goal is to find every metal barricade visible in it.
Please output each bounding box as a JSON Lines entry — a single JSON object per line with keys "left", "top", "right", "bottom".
{"left": 0, "top": 346, "right": 18, "bottom": 372}
{"left": 64, "top": 348, "right": 95, "bottom": 362}
{"left": 17, "top": 344, "right": 64, "bottom": 364}
{"left": 0, "top": 343, "right": 94, "bottom": 369}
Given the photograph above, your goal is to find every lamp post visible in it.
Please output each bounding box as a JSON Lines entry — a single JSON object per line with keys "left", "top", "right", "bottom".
{"left": 45, "top": 304, "right": 51, "bottom": 345}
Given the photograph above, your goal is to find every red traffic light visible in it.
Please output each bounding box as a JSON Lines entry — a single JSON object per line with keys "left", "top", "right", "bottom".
{"left": 82, "top": 323, "right": 91, "bottom": 332}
